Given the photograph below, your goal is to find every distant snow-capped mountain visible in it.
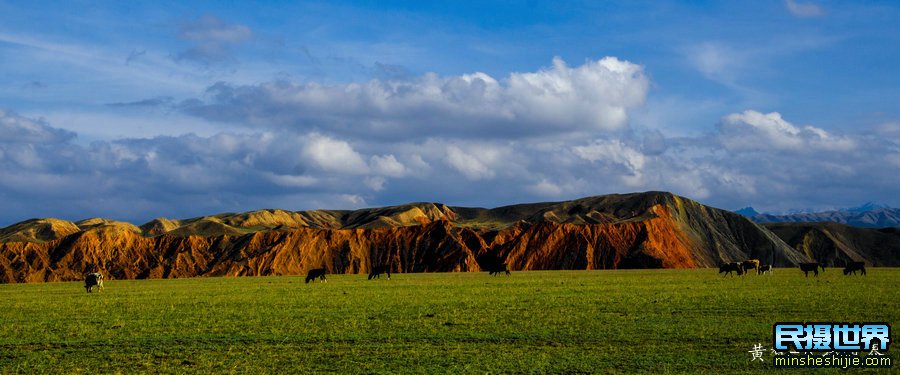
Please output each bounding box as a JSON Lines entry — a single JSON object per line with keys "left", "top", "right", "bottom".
{"left": 735, "top": 203, "right": 899, "bottom": 228}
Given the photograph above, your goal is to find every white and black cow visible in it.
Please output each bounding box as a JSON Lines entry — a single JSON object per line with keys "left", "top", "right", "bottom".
{"left": 84, "top": 273, "right": 104, "bottom": 293}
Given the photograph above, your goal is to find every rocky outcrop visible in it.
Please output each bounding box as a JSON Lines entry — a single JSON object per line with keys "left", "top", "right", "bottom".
{"left": 478, "top": 198, "right": 808, "bottom": 269}
{"left": 0, "top": 221, "right": 482, "bottom": 283}
{"left": 0, "top": 192, "right": 818, "bottom": 283}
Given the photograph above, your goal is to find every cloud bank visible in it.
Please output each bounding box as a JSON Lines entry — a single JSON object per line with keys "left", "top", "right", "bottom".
{"left": 1, "top": 56, "right": 898, "bottom": 225}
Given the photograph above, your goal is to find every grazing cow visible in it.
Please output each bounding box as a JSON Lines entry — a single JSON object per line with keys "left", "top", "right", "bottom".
{"left": 843, "top": 261, "right": 866, "bottom": 276}
{"left": 719, "top": 263, "right": 743, "bottom": 277}
{"left": 799, "top": 263, "right": 824, "bottom": 277}
{"left": 741, "top": 259, "right": 761, "bottom": 275}
{"left": 84, "top": 273, "right": 104, "bottom": 293}
{"left": 758, "top": 264, "right": 773, "bottom": 275}
{"left": 305, "top": 268, "right": 327, "bottom": 283}
{"left": 368, "top": 265, "right": 391, "bottom": 280}
{"left": 486, "top": 263, "right": 511, "bottom": 276}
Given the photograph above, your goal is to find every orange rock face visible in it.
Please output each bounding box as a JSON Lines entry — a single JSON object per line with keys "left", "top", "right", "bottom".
{"left": 0, "top": 222, "right": 482, "bottom": 282}
{"left": 492, "top": 210, "right": 698, "bottom": 270}
{"left": 0, "top": 192, "right": 813, "bottom": 283}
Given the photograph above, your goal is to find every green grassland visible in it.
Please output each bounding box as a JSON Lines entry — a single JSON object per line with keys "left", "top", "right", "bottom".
{"left": 0, "top": 269, "right": 898, "bottom": 374}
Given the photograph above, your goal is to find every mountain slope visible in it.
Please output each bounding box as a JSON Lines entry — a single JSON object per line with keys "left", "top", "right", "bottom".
{"left": 459, "top": 192, "right": 806, "bottom": 268}
{"left": 764, "top": 222, "right": 900, "bottom": 267}
{"left": 0, "top": 192, "right": 818, "bottom": 283}
{"left": 0, "top": 218, "right": 81, "bottom": 243}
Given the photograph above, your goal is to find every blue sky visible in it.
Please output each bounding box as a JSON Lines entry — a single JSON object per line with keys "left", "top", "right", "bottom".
{"left": 1, "top": 0, "right": 899, "bottom": 225}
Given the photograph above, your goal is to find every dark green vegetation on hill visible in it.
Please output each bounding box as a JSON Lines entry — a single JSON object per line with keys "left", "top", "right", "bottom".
{"left": 0, "top": 269, "right": 897, "bottom": 373}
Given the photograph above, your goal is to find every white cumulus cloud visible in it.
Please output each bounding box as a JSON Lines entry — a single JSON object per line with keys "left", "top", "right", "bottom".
{"left": 444, "top": 145, "right": 496, "bottom": 180}
{"left": 718, "top": 110, "right": 855, "bottom": 152}
{"left": 573, "top": 140, "right": 646, "bottom": 175}
{"left": 370, "top": 154, "right": 407, "bottom": 177}
{"left": 182, "top": 56, "right": 649, "bottom": 140}
{"left": 302, "top": 134, "right": 369, "bottom": 174}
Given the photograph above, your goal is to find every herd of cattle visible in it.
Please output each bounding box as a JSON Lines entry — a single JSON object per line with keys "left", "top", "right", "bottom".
{"left": 82, "top": 260, "right": 869, "bottom": 292}
{"left": 296, "top": 263, "right": 508, "bottom": 284}
{"left": 717, "top": 259, "right": 867, "bottom": 277}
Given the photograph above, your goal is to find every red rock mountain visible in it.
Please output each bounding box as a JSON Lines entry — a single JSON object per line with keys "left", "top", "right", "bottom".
{"left": 0, "top": 192, "right": 817, "bottom": 283}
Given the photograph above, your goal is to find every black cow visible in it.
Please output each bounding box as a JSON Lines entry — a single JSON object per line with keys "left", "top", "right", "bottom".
{"left": 486, "top": 263, "right": 510, "bottom": 276}
{"left": 799, "top": 262, "right": 824, "bottom": 277}
{"left": 843, "top": 261, "right": 866, "bottom": 276}
{"left": 305, "top": 268, "right": 327, "bottom": 283}
{"left": 758, "top": 264, "right": 773, "bottom": 275}
{"left": 84, "top": 273, "right": 104, "bottom": 293}
{"left": 368, "top": 265, "right": 391, "bottom": 280}
{"left": 719, "top": 263, "right": 743, "bottom": 277}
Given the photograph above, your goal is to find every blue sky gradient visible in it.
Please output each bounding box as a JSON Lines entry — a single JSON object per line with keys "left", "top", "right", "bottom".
{"left": 1, "top": 0, "right": 899, "bottom": 225}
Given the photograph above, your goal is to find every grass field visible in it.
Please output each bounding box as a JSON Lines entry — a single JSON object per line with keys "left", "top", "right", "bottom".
{"left": 1, "top": 269, "right": 898, "bottom": 374}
